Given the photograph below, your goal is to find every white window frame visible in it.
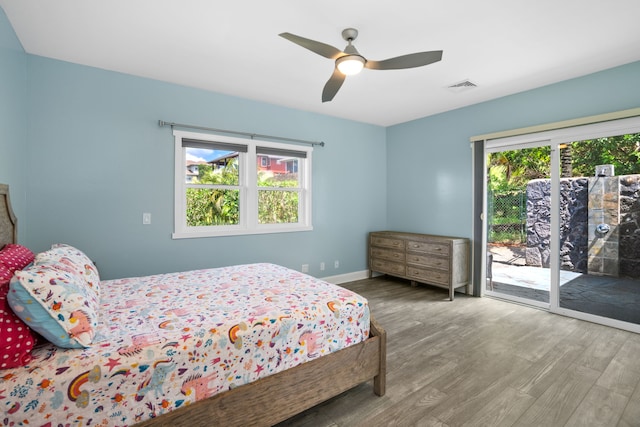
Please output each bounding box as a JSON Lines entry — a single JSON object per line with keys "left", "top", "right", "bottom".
{"left": 173, "top": 130, "right": 313, "bottom": 239}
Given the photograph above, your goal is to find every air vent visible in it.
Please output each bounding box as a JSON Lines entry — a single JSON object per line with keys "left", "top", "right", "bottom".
{"left": 447, "top": 79, "right": 478, "bottom": 93}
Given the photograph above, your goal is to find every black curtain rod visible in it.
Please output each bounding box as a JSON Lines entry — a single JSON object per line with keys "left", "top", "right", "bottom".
{"left": 158, "top": 120, "right": 325, "bottom": 147}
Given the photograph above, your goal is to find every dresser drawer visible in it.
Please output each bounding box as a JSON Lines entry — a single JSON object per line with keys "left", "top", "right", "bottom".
{"left": 406, "top": 240, "right": 450, "bottom": 256}
{"left": 371, "top": 236, "right": 405, "bottom": 250}
{"left": 406, "top": 253, "right": 450, "bottom": 271}
{"left": 371, "top": 247, "right": 405, "bottom": 263}
{"left": 371, "top": 258, "right": 406, "bottom": 276}
{"left": 407, "top": 266, "right": 450, "bottom": 286}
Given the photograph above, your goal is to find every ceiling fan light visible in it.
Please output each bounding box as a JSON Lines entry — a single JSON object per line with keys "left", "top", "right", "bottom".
{"left": 336, "top": 55, "right": 365, "bottom": 75}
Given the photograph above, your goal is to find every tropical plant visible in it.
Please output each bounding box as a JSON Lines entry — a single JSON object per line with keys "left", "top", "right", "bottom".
{"left": 186, "top": 160, "right": 300, "bottom": 226}
{"left": 570, "top": 134, "right": 640, "bottom": 176}
{"left": 487, "top": 146, "right": 551, "bottom": 192}
{"left": 487, "top": 133, "right": 640, "bottom": 192}
{"left": 257, "top": 172, "right": 299, "bottom": 224}
{"left": 186, "top": 161, "right": 240, "bottom": 226}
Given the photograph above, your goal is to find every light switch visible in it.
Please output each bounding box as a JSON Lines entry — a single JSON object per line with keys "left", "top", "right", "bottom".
{"left": 143, "top": 213, "right": 151, "bottom": 225}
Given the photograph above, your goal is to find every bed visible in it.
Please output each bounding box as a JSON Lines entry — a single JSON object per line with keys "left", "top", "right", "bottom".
{"left": 0, "top": 183, "right": 386, "bottom": 426}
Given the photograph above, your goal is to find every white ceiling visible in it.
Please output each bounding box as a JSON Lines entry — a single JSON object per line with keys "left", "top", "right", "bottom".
{"left": 2, "top": 1, "right": 640, "bottom": 127}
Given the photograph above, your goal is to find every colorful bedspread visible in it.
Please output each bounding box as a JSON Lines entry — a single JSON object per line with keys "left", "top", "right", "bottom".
{"left": 1, "top": 263, "right": 370, "bottom": 426}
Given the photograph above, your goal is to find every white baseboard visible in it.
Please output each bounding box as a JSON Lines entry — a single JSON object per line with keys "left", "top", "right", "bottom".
{"left": 320, "top": 270, "right": 382, "bottom": 285}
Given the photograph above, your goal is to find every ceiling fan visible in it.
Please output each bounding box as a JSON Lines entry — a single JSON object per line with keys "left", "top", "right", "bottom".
{"left": 279, "top": 28, "right": 443, "bottom": 102}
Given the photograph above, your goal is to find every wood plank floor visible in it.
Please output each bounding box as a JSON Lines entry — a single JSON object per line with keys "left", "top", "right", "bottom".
{"left": 277, "top": 276, "right": 640, "bottom": 427}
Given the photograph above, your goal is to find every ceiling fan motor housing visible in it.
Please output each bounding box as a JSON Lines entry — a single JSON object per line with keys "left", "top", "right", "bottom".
{"left": 341, "top": 28, "right": 358, "bottom": 42}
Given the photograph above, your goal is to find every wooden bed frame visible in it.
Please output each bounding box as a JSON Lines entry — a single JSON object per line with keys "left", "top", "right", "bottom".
{"left": 0, "top": 183, "right": 386, "bottom": 427}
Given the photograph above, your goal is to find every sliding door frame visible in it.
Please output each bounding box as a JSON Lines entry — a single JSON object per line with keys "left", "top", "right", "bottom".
{"left": 482, "top": 138, "right": 556, "bottom": 310}
{"left": 474, "top": 115, "right": 640, "bottom": 333}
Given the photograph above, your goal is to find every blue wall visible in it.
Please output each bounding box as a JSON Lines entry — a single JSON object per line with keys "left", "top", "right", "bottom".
{"left": 386, "top": 61, "right": 640, "bottom": 239}
{"left": 0, "top": 8, "right": 27, "bottom": 238}
{"left": 23, "top": 56, "right": 387, "bottom": 279}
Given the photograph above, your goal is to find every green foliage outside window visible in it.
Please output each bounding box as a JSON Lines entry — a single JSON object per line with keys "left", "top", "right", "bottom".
{"left": 187, "top": 188, "right": 240, "bottom": 226}
{"left": 257, "top": 171, "right": 299, "bottom": 224}
{"left": 488, "top": 134, "right": 640, "bottom": 193}
{"left": 186, "top": 160, "right": 300, "bottom": 226}
{"left": 570, "top": 134, "right": 640, "bottom": 176}
{"left": 186, "top": 161, "right": 240, "bottom": 226}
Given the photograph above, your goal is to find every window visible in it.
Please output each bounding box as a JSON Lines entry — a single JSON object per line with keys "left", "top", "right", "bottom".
{"left": 173, "top": 130, "right": 312, "bottom": 238}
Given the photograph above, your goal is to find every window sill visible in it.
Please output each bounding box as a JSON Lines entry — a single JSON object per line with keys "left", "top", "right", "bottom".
{"left": 172, "top": 225, "right": 313, "bottom": 239}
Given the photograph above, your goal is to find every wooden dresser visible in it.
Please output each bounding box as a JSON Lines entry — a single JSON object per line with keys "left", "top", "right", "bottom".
{"left": 368, "top": 231, "right": 470, "bottom": 300}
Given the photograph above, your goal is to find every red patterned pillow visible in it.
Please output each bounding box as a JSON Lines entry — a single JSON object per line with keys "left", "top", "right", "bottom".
{"left": 0, "top": 281, "right": 36, "bottom": 369}
{"left": 0, "top": 263, "right": 11, "bottom": 283}
{"left": 0, "top": 244, "right": 35, "bottom": 273}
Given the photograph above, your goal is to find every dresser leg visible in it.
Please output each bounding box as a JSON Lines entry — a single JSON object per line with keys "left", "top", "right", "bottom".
{"left": 449, "top": 287, "right": 454, "bottom": 301}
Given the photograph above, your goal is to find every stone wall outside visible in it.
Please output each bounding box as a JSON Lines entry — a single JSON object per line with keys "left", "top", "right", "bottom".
{"left": 620, "top": 175, "right": 640, "bottom": 277}
{"left": 525, "top": 174, "right": 639, "bottom": 278}
{"left": 525, "top": 178, "right": 588, "bottom": 272}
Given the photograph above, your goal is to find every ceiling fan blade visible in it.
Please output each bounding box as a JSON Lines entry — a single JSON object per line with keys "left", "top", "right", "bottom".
{"left": 365, "top": 50, "right": 443, "bottom": 70}
{"left": 322, "top": 68, "right": 346, "bottom": 102}
{"left": 279, "top": 32, "right": 344, "bottom": 59}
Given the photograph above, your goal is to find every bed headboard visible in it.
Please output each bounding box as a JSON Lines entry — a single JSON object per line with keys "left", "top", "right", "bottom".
{"left": 0, "top": 183, "right": 17, "bottom": 247}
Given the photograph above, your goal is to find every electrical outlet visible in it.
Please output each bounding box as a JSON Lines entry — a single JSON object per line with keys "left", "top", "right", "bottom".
{"left": 320, "top": 262, "right": 325, "bottom": 271}
{"left": 334, "top": 260, "right": 339, "bottom": 269}
{"left": 301, "top": 264, "right": 309, "bottom": 273}
{"left": 143, "top": 213, "right": 151, "bottom": 225}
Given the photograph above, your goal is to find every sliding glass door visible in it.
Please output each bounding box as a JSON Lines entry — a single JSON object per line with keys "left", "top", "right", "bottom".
{"left": 557, "top": 137, "right": 640, "bottom": 326}
{"left": 484, "top": 141, "right": 552, "bottom": 308}
{"left": 480, "top": 116, "right": 640, "bottom": 333}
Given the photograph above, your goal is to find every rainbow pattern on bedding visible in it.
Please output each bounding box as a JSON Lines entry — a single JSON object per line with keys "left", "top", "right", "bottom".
{"left": 1, "top": 263, "right": 370, "bottom": 426}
